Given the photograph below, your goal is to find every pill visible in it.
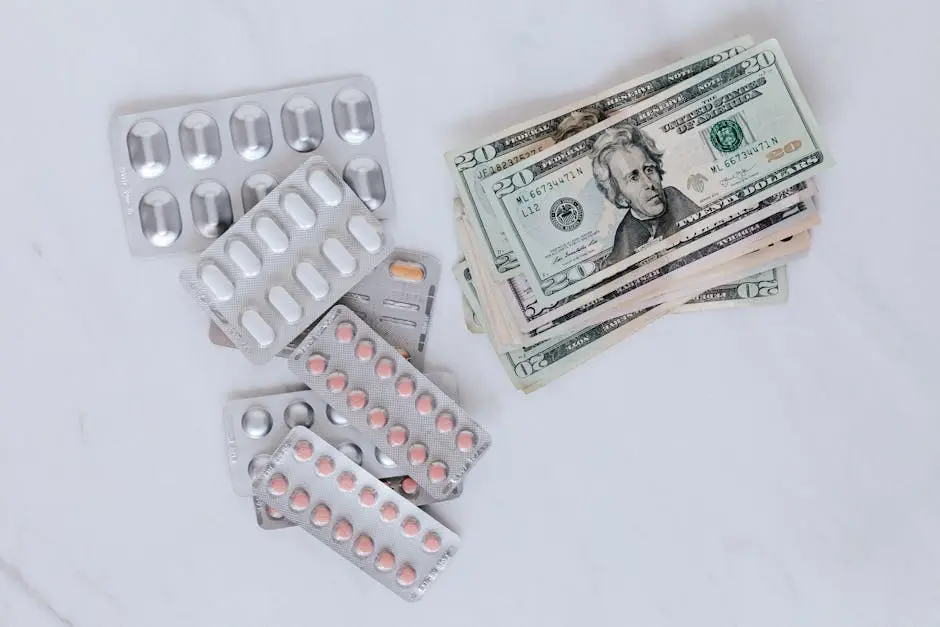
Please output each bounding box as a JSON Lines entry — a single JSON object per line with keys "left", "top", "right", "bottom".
{"left": 335, "top": 322, "right": 355, "bottom": 343}
{"left": 307, "top": 354, "right": 327, "bottom": 375}
{"left": 375, "top": 358, "right": 395, "bottom": 379}
{"left": 241, "top": 407, "right": 272, "bottom": 438}
{"left": 240, "top": 310, "right": 274, "bottom": 347}
{"left": 354, "top": 534, "right": 375, "bottom": 557}
{"left": 388, "top": 260, "right": 426, "bottom": 283}
{"left": 367, "top": 407, "right": 388, "bottom": 429}
{"left": 307, "top": 168, "right": 343, "bottom": 206}
{"left": 428, "top": 461, "right": 448, "bottom": 483}
{"left": 387, "top": 425, "right": 408, "bottom": 447}
{"left": 396, "top": 376, "right": 415, "bottom": 397}
{"left": 401, "top": 517, "right": 420, "bottom": 537}
{"left": 401, "top": 477, "right": 418, "bottom": 495}
{"left": 289, "top": 488, "right": 309, "bottom": 511}
{"left": 456, "top": 430, "right": 476, "bottom": 452}
{"left": 347, "top": 215, "right": 382, "bottom": 253}
{"left": 422, "top": 532, "right": 441, "bottom": 553}
{"left": 415, "top": 393, "right": 435, "bottom": 415}
{"left": 375, "top": 550, "right": 396, "bottom": 572}
{"left": 347, "top": 390, "right": 368, "bottom": 410}
{"left": 435, "top": 412, "right": 455, "bottom": 433}
{"left": 293, "top": 440, "right": 314, "bottom": 462}
{"left": 266, "top": 505, "right": 283, "bottom": 520}
{"left": 295, "top": 262, "right": 329, "bottom": 300}
{"left": 226, "top": 239, "right": 261, "bottom": 277}
{"left": 359, "top": 487, "right": 377, "bottom": 507}
{"left": 254, "top": 215, "right": 289, "bottom": 252}
{"left": 268, "top": 286, "right": 302, "bottom": 323}
{"left": 199, "top": 263, "right": 234, "bottom": 300}
{"left": 311, "top": 503, "right": 331, "bottom": 527}
{"left": 336, "top": 471, "right": 356, "bottom": 492}
{"left": 407, "top": 443, "right": 427, "bottom": 466}
{"left": 281, "top": 191, "right": 317, "bottom": 228}
{"left": 316, "top": 456, "right": 335, "bottom": 476}
{"left": 327, "top": 372, "right": 347, "bottom": 392}
{"left": 323, "top": 238, "right": 357, "bottom": 276}
{"left": 396, "top": 565, "right": 417, "bottom": 587}
{"left": 355, "top": 339, "right": 375, "bottom": 360}
{"left": 333, "top": 519, "right": 353, "bottom": 542}
{"left": 268, "top": 473, "right": 288, "bottom": 496}
{"left": 380, "top": 502, "right": 399, "bottom": 522}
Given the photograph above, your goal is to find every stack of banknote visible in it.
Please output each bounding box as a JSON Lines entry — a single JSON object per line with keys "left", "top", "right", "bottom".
{"left": 445, "top": 37, "right": 831, "bottom": 392}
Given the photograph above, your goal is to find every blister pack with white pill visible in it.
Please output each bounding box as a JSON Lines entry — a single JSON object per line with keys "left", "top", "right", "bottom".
{"left": 253, "top": 426, "right": 460, "bottom": 601}
{"left": 207, "top": 249, "right": 441, "bottom": 369}
{"left": 110, "top": 75, "right": 394, "bottom": 256}
{"left": 180, "top": 156, "right": 393, "bottom": 364}
{"left": 288, "top": 305, "right": 491, "bottom": 500}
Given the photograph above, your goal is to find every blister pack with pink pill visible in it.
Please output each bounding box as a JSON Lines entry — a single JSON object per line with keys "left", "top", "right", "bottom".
{"left": 287, "top": 305, "right": 491, "bottom": 501}
{"left": 253, "top": 426, "right": 460, "bottom": 601}
{"left": 180, "top": 156, "right": 393, "bottom": 364}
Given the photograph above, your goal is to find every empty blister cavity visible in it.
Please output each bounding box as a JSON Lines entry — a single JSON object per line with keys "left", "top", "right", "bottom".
{"left": 127, "top": 119, "right": 170, "bottom": 178}
{"left": 139, "top": 189, "right": 182, "bottom": 247}
{"left": 343, "top": 158, "right": 386, "bottom": 211}
{"left": 281, "top": 192, "right": 317, "bottom": 229}
{"left": 268, "top": 286, "right": 302, "bottom": 323}
{"left": 179, "top": 111, "right": 222, "bottom": 170}
{"left": 241, "top": 172, "right": 278, "bottom": 212}
{"left": 323, "top": 238, "right": 357, "bottom": 276}
{"left": 347, "top": 215, "right": 382, "bottom": 253}
{"left": 332, "top": 88, "right": 375, "bottom": 144}
{"left": 199, "top": 263, "right": 235, "bottom": 301}
{"left": 284, "top": 401, "right": 315, "bottom": 428}
{"left": 253, "top": 214, "right": 289, "bottom": 252}
{"left": 281, "top": 96, "right": 323, "bottom": 152}
{"left": 230, "top": 103, "right": 272, "bottom": 161}
{"left": 307, "top": 168, "right": 343, "bottom": 206}
{"left": 225, "top": 238, "right": 262, "bottom": 277}
{"left": 242, "top": 407, "right": 273, "bottom": 438}
{"left": 190, "top": 180, "right": 233, "bottom": 238}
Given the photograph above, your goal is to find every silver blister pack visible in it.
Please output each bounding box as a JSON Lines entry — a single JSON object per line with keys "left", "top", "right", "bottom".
{"left": 110, "top": 75, "right": 394, "bottom": 256}
{"left": 207, "top": 248, "right": 440, "bottom": 369}
{"left": 180, "top": 156, "right": 393, "bottom": 364}
{"left": 253, "top": 426, "right": 460, "bottom": 601}
{"left": 288, "top": 305, "right": 492, "bottom": 500}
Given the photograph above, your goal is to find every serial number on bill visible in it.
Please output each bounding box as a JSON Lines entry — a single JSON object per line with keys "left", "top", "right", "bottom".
{"left": 514, "top": 167, "right": 585, "bottom": 206}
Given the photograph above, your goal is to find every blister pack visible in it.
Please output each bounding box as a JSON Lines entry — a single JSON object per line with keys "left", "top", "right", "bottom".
{"left": 110, "top": 75, "right": 394, "bottom": 256}
{"left": 288, "top": 305, "right": 491, "bottom": 500}
{"left": 180, "top": 156, "right": 393, "bottom": 364}
{"left": 207, "top": 249, "right": 440, "bottom": 369}
{"left": 253, "top": 426, "right": 460, "bottom": 601}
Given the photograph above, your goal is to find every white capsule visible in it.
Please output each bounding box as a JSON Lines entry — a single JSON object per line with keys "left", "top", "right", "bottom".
{"left": 254, "top": 215, "right": 288, "bottom": 252}
{"left": 225, "top": 239, "right": 261, "bottom": 277}
{"left": 323, "top": 238, "right": 356, "bottom": 276}
{"left": 268, "top": 286, "right": 302, "bottom": 323}
{"left": 281, "top": 191, "right": 317, "bottom": 229}
{"left": 199, "top": 263, "right": 234, "bottom": 301}
{"left": 295, "top": 262, "right": 329, "bottom": 299}
{"left": 347, "top": 215, "right": 382, "bottom": 253}
{"left": 307, "top": 168, "right": 343, "bottom": 206}
{"left": 240, "top": 310, "right": 274, "bottom": 347}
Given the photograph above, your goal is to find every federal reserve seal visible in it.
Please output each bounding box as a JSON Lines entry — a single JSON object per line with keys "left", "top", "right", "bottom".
{"left": 709, "top": 119, "right": 745, "bottom": 153}
{"left": 549, "top": 197, "right": 583, "bottom": 232}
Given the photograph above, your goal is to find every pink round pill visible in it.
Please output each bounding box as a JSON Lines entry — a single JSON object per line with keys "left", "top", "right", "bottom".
{"left": 347, "top": 389, "right": 367, "bottom": 410}
{"left": 367, "top": 407, "right": 388, "bottom": 429}
{"left": 293, "top": 440, "right": 314, "bottom": 462}
{"left": 375, "top": 550, "right": 396, "bottom": 572}
{"left": 428, "top": 461, "right": 448, "bottom": 483}
{"left": 422, "top": 532, "right": 441, "bottom": 553}
{"left": 316, "top": 455, "right": 335, "bottom": 476}
{"left": 266, "top": 506, "right": 283, "bottom": 520}
{"left": 380, "top": 502, "right": 399, "bottom": 522}
{"left": 268, "top": 473, "right": 288, "bottom": 496}
{"left": 395, "top": 376, "right": 415, "bottom": 397}
{"left": 355, "top": 340, "right": 375, "bottom": 361}
{"left": 354, "top": 534, "right": 374, "bottom": 557}
{"left": 415, "top": 393, "right": 435, "bottom": 415}
{"left": 435, "top": 412, "right": 455, "bottom": 433}
{"left": 306, "top": 354, "right": 327, "bottom": 375}
{"left": 400, "top": 477, "right": 418, "bottom": 495}
{"left": 333, "top": 519, "right": 353, "bottom": 542}
{"left": 407, "top": 443, "right": 427, "bottom": 466}
{"left": 335, "top": 322, "right": 355, "bottom": 343}
{"left": 401, "top": 517, "right": 420, "bottom": 537}
{"left": 396, "top": 565, "right": 417, "bottom": 587}
{"left": 336, "top": 471, "right": 356, "bottom": 492}
{"left": 311, "top": 503, "right": 331, "bottom": 527}
{"left": 387, "top": 425, "right": 408, "bottom": 447}
{"left": 359, "top": 487, "right": 377, "bottom": 507}
{"left": 375, "top": 358, "right": 395, "bottom": 379}
{"left": 327, "top": 372, "right": 347, "bottom": 393}
{"left": 456, "top": 430, "right": 476, "bottom": 452}
{"left": 289, "top": 488, "right": 309, "bottom": 511}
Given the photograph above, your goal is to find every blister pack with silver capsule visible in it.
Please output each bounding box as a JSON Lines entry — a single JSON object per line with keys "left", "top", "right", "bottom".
{"left": 288, "top": 305, "right": 491, "bottom": 500}
{"left": 180, "top": 156, "right": 393, "bottom": 364}
{"left": 110, "top": 75, "right": 394, "bottom": 256}
{"left": 253, "top": 426, "right": 460, "bottom": 601}
{"left": 207, "top": 248, "right": 440, "bottom": 369}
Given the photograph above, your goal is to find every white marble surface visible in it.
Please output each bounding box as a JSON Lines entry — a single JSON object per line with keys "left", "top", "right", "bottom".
{"left": 1, "top": 0, "right": 938, "bottom": 625}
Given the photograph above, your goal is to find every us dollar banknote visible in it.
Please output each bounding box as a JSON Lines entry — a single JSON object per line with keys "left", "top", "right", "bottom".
{"left": 484, "top": 39, "right": 831, "bottom": 305}
{"left": 679, "top": 266, "right": 787, "bottom": 311}
{"left": 445, "top": 37, "right": 754, "bottom": 277}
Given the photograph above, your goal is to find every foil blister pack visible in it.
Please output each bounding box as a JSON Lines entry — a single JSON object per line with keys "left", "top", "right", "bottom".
{"left": 111, "top": 75, "right": 394, "bottom": 256}
{"left": 288, "top": 305, "right": 491, "bottom": 500}
{"left": 253, "top": 426, "right": 461, "bottom": 601}
{"left": 180, "top": 156, "right": 393, "bottom": 364}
